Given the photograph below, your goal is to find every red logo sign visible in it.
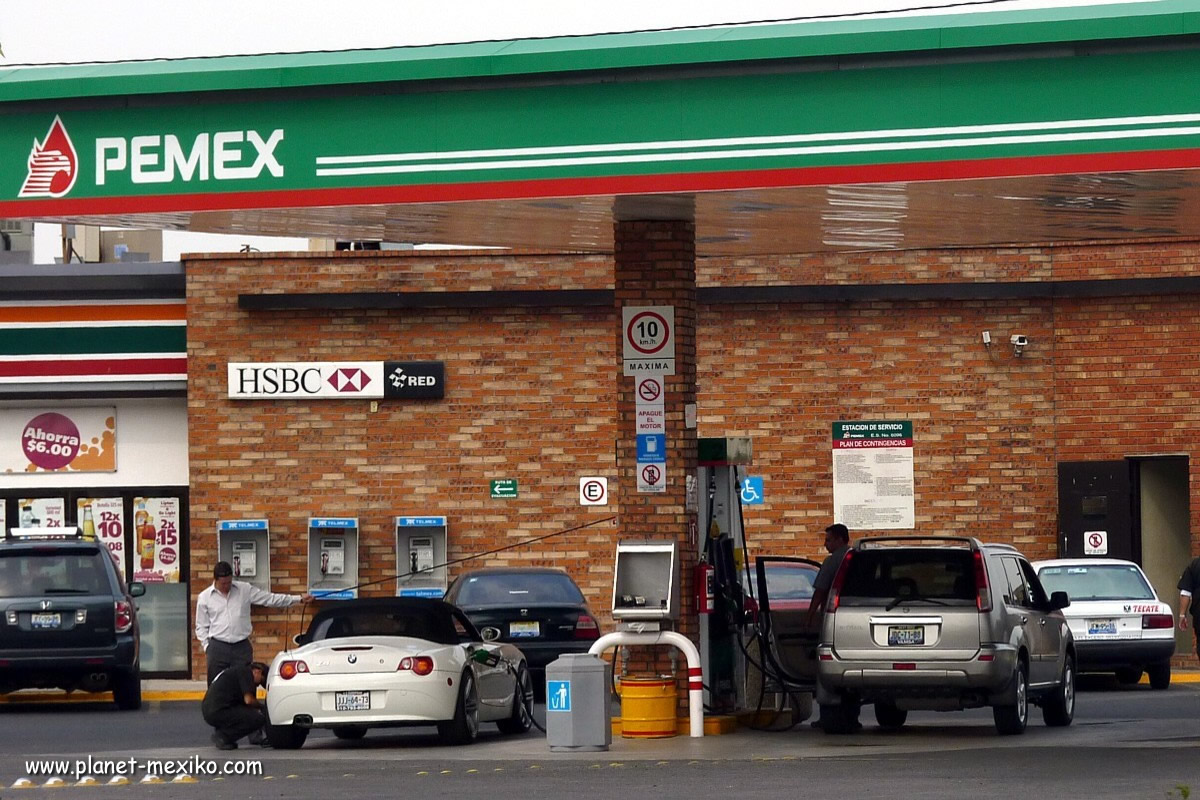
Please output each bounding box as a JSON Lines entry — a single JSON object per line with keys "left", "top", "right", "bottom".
{"left": 327, "top": 368, "right": 372, "bottom": 392}
{"left": 19, "top": 116, "right": 78, "bottom": 199}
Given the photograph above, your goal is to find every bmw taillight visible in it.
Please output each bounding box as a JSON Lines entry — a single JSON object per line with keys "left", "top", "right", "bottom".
{"left": 398, "top": 656, "right": 434, "bottom": 675}
{"left": 827, "top": 551, "right": 854, "bottom": 613}
{"left": 574, "top": 614, "right": 600, "bottom": 640}
{"left": 973, "top": 550, "right": 992, "bottom": 613}
{"left": 1143, "top": 613, "right": 1174, "bottom": 629}
{"left": 114, "top": 600, "right": 133, "bottom": 633}
{"left": 279, "top": 660, "right": 309, "bottom": 680}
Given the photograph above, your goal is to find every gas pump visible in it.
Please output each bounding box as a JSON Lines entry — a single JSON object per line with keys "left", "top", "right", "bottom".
{"left": 696, "top": 437, "right": 753, "bottom": 712}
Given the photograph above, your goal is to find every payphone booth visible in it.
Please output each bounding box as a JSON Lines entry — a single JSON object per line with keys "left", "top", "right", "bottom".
{"left": 216, "top": 519, "right": 272, "bottom": 592}
{"left": 308, "top": 517, "right": 359, "bottom": 600}
{"left": 394, "top": 516, "right": 448, "bottom": 598}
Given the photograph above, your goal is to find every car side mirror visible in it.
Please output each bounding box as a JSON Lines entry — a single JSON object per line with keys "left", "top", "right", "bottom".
{"left": 128, "top": 582, "right": 146, "bottom": 598}
{"left": 480, "top": 626, "right": 501, "bottom": 642}
{"left": 1049, "top": 591, "right": 1070, "bottom": 610}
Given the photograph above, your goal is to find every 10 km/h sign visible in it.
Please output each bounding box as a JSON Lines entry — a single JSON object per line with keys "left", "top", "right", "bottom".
{"left": 622, "top": 306, "right": 675, "bottom": 376}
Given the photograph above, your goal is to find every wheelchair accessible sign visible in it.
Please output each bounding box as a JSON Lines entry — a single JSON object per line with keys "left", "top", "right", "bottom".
{"left": 741, "top": 476, "right": 764, "bottom": 505}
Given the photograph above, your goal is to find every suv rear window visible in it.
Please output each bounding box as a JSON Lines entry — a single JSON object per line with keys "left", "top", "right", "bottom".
{"left": 840, "top": 549, "right": 976, "bottom": 602}
{"left": 0, "top": 547, "right": 110, "bottom": 597}
{"left": 456, "top": 573, "right": 584, "bottom": 606}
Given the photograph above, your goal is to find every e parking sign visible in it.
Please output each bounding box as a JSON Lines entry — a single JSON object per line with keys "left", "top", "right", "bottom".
{"left": 579, "top": 477, "right": 608, "bottom": 506}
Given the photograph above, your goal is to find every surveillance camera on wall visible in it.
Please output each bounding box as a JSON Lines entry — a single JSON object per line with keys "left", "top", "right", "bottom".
{"left": 1010, "top": 335, "right": 1028, "bottom": 347}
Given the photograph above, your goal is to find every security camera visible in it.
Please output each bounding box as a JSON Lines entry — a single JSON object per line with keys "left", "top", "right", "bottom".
{"left": 1010, "top": 335, "right": 1028, "bottom": 347}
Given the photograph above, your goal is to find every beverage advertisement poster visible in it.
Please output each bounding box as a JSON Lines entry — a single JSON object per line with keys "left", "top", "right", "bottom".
{"left": 132, "top": 497, "right": 181, "bottom": 583}
{"left": 1, "top": 408, "right": 117, "bottom": 474}
{"left": 77, "top": 497, "right": 127, "bottom": 580}
{"left": 18, "top": 497, "right": 66, "bottom": 528}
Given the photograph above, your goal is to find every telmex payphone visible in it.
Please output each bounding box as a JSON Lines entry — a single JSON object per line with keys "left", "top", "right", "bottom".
{"left": 308, "top": 517, "right": 360, "bottom": 599}
{"left": 394, "top": 516, "right": 447, "bottom": 598}
{"left": 216, "top": 519, "right": 272, "bottom": 592}
{"left": 611, "top": 540, "right": 680, "bottom": 627}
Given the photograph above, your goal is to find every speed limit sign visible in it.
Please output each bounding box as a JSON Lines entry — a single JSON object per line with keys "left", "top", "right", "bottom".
{"left": 579, "top": 477, "right": 608, "bottom": 506}
{"left": 622, "top": 306, "right": 675, "bottom": 376}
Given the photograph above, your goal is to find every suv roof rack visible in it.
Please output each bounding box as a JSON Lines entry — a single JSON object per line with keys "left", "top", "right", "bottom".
{"left": 4, "top": 526, "right": 84, "bottom": 541}
{"left": 855, "top": 535, "right": 979, "bottom": 550}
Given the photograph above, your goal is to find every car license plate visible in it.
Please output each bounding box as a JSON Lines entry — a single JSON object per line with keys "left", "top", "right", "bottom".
{"left": 335, "top": 691, "right": 370, "bottom": 712}
{"left": 509, "top": 621, "right": 540, "bottom": 638}
{"left": 1088, "top": 619, "right": 1117, "bottom": 636}
{"left": 888, "top": 625, "right": 924, "bottom": 646}
{"left": 30, "top": 612, "right": 60, "bottom": 629}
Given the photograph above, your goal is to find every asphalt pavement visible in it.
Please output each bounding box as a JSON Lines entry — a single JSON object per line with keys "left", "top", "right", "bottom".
{"left": 0, "top": 674, "right": 1198, "bottom": 798}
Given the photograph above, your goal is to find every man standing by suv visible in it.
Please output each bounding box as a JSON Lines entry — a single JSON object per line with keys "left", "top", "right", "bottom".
{"left": 1177, "top": 554, "right": 1200, "bottom": 659}
{"left": 195, "top": 561, "right": 312, "bottom": 685}
{"left": 806, "top": 523, "right": 851, "bottom": 630}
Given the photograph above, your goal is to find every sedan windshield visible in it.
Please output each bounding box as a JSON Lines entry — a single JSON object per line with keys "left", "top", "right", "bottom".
{"left": 1037, "top": 564, "right": 1154, "bottom": 601}
{"left": 456, "top": 573, "right": 584, "bottom": 606}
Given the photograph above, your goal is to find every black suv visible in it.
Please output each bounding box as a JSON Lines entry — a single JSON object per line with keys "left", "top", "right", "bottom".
{"left": 0, "top": 529, "right": 145, "bottom": 709}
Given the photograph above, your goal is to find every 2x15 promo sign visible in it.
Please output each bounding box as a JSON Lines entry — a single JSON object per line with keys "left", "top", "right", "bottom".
{"left": 228, "top": 361, "right": 444, "bottom": 400}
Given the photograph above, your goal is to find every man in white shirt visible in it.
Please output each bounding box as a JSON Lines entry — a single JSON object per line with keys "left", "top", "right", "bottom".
{"left": 195, "top": 561, "right": 313, "bottom": 686}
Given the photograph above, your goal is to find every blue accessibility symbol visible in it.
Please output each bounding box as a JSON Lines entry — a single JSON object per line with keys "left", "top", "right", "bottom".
{"left": 740, "top": 477, "right": 764, "bottom": 505}
{"left": 547, "top": 680, "right": 571, "bottom": 712}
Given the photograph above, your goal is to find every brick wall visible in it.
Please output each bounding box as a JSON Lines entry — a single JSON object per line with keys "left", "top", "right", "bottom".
{"left": 186, "top": 240, "right": 1200, "bottom": 676}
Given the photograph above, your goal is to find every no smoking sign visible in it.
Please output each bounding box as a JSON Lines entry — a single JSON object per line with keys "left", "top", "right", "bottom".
{"left": 579, "top": 477, "right": 609, "bottom": 506}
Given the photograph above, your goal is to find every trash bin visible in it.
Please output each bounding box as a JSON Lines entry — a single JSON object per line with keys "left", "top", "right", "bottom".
{"left": 545, "top": 653, "right": 612, "bottom": 752}
{"left": 619, "top": 676, "right": 676, "bottom": 738}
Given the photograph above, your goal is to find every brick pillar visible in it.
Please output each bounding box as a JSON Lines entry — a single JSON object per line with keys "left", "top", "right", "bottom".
{"left": 613, "top": 216, "right": 698, "bottom": 710}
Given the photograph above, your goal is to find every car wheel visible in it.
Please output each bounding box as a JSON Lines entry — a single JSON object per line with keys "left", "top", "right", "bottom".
{"left": 1147, "top": 662, "right": 1172, "bottom": 691}
{"left": 1115, "top": 668, "right": 1143, "bottom": 686}
{"left": 438, "top": 670, "right": 480, "bottom": 745}
{"left": 332, "top": 725, "right": 368, "bottom": 740}
{"left": 112, "top": 668, "right": 142, "bottom": 711}
{"left": 993, "top": 663, "right": 1028, "bottom": 735}
{"left": 265, "top": 723, "right": 309, "bottom": 750}
{"left": 873, "top": 701, "right": 907, "bottom": 730}
{"left": 497, "top": 662, "right": 534, "bottom": 735}
{"left": 1042, "top": 653, "right": 1075, "bottom": 727}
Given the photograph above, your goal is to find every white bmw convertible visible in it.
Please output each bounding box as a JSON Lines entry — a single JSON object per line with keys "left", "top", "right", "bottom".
{"left": 265, "top": 598, "right": 534, "bottom": 748}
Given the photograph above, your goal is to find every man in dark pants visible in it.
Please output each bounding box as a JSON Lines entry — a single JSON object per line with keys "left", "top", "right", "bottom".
{"left": 203, "top": 661, "right": 269, "bottom": 750}
{"left": 195, "top": 561, "right": 311, "bottom": 686}
{"left": 1177, "top": 554, "right": 1200, "bottom": 659}
{"left": 806, "top": 523, "right": 858, "bottom": 731}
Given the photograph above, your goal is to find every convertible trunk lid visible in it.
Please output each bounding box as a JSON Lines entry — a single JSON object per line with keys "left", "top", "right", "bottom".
{"left": 300, "top": 637, "right": 437, "bottom": 675}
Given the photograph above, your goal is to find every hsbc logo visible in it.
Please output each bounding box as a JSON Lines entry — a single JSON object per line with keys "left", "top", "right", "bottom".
{"left": 229, "top": 361, "right": 444, "bottom": 400}
{"left": 328, "top": 368, "right": 372, "bottom": 393}
{"left": 19, "top": 116, "right": 78, "bottom": 198}
{"left": 229, "top": 362, "right": 379, "bottom": 399}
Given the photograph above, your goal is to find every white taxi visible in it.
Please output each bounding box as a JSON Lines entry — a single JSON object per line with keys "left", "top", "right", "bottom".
{"left": 1034, "top": 558, "right": 1175, "bottom": 689}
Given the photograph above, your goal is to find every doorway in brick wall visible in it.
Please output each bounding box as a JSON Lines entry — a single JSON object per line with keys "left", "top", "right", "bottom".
{"left": 1057, "top": 457, "right": 1190, "bottom": 655}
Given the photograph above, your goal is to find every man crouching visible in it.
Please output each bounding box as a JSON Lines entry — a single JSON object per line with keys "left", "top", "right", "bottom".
{"left": 203, "top": 661, "right": 269, "bottom": 750}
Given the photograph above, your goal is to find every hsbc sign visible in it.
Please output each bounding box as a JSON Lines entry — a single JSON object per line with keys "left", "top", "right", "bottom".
{"left": 228, "top": 361, "right": 444, "bottom": 400}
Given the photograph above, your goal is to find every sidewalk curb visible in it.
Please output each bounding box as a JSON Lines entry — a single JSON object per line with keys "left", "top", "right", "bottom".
{"left": 3, "top": 672, "right": 1198, "bottom": 705}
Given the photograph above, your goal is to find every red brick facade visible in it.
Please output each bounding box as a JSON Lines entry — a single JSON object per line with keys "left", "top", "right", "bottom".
{"left": 186, "top": 238, "right": 1200, "bottom": 677}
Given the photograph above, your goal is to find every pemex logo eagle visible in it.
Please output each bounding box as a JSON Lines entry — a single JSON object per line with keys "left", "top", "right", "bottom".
{"left": 19, "top": 116, "right": 78, "bottom": 199}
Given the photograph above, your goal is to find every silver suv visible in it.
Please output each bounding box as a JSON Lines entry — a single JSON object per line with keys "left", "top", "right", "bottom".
{"left": 815, "top": 537, "right": 1075, "bottom": 735}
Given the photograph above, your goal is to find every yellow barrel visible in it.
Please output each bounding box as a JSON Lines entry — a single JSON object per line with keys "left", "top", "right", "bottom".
{"left": 619, "top": 676, "right": 677, "bottom": 739}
